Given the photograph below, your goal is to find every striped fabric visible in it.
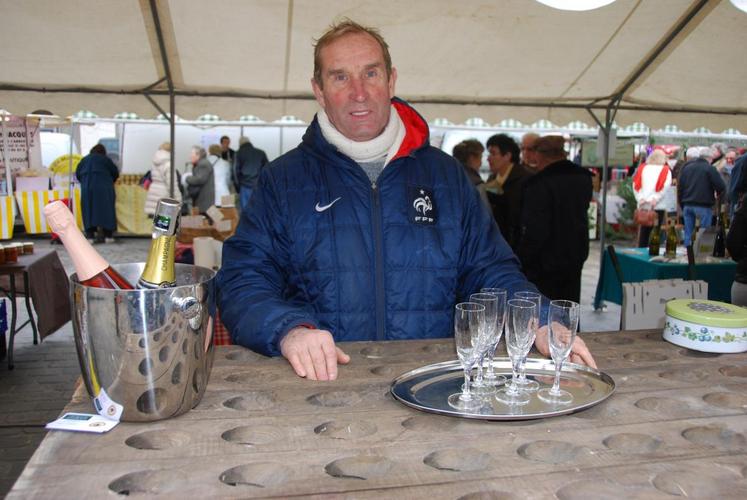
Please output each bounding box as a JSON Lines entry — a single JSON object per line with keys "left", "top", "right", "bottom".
{"left": 0, "top": 196, "right": 16, "bottom": 240}
{"left": 14, "top": 188, "right": 83, "bottom": 234}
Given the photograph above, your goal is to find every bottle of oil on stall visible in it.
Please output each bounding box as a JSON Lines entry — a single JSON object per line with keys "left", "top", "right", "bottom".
{"left": 138, "top": 198, "right": 182, "bottom": 288}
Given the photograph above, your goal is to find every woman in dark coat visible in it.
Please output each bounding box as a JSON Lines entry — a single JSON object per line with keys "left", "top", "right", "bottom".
{"left": 75, "top": 144, "right": 119, "bottom": 243}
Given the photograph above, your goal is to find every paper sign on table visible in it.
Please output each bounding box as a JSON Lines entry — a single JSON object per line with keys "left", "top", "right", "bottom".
{"left": 46, "top": 413, "right": 119, "bottom": 434}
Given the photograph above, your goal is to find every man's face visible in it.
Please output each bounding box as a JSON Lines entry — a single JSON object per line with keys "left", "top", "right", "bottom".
{"left": 190, "top": 150, "right": 199, "bottom": 164}
{"left": 221, "top": 138, "right": 230, "bottom": 151}
{"left": 521, "top": 138, "right": 537, "bottom": 167}
{"left": 311, "top": 32, "right": 397, "bottom": 142}
{"left": 726, "top": 151, "right": 737, "bottom": 165}
{"left": 487, "top": 146, "right": 511, "bottom": 175}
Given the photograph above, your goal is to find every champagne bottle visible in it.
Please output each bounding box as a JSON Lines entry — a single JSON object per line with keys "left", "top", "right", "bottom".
{"left": 713, "top": 211, "right": 726, "bottom": 258}
{"left": 138, "top": 198, "right": 182, "bottom": 289}
{"left": 648, "top": 226, "right": 661, "bottom": 256}
{"left": 44, "top": 201, "right": 134, "bottom": 289}
{"left": 665, "top": 221, "right": 677, "bottom": 258}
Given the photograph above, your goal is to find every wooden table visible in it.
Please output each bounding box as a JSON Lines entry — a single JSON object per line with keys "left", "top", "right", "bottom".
{"left": 0, "top": 249, "right": 70, "bottom": 369}
{"left": 0, "top": 250, "right": 46, "bottom": 368}
{"left": 9, "top": 331, "right": 747, "bottom": 498}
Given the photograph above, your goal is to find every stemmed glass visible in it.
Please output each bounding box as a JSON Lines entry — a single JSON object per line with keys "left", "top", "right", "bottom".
{"left": 494, "top": 299, "right": 536, "bottom": 406}
{"left": 512, "top": 291, "right": 541, "bottom": 392}
{"left": 448, "top": 302, "right": 485, "bottom": 411}
{"left": 480, "top": 288, "right": 507, "bottom": 386}
{"left": 538, "top": 300, "right": 579, "bottom": 405}
{"left": 468, "top": 293, "right": 499, "bottom": 396}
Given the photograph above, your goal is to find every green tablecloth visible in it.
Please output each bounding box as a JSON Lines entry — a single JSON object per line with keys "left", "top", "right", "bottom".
{"left": 595, "top": 247, "right": 736, "bottom": 306}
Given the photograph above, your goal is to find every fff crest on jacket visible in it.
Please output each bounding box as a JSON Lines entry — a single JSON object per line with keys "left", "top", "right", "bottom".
{"left": 408, "top": 186, "right": 437, "bottom": 225}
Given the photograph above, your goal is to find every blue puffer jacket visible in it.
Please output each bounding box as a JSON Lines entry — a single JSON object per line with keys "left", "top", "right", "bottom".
{"left": 217, "top": 98, "right": 537, "bottom": 356}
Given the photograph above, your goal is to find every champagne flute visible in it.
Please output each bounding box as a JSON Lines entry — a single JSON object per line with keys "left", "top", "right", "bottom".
{"left": 494, "top": 299, "right": 535, "bottom": 406}
{"left": 480, "top": 287, "right": 507, "bottom": 386}
{"left": 512, "top": 290, "right": 541, "bottom": 392}
{"left": 448, "top": 302, "right": 485, "bottom": 411}
{"left": 538, "top": 300, "right": 579, "bottom": 405}
{"left": 468, "top": 293, "right": 499, "bottom": 396}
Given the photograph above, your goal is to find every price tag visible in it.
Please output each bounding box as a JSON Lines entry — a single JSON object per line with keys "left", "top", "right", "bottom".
{"left": 46, "top": 413, "right": 119, "bottom": 434}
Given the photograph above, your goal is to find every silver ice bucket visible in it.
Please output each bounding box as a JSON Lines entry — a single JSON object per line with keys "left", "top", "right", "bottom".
{"left": 71, "top": 263, "right": 216, "bottom": 422}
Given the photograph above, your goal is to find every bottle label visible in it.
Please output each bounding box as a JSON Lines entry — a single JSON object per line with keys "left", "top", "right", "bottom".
{"left": 139, "top": 235, "right": 177, "bottom": 288}
{"left": 153, "top": 214, "right": 172, "bottom": 232}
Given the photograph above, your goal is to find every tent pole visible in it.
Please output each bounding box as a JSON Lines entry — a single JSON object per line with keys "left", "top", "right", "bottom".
{"left": 149, "top": 0, "right": 176, "bottom": 198}
{"left": 168, "top": 93, "right": 175, "bottom": 198}
{"left": 67, "top": 118, "right": 75, "bottom": 222}
{"left": 1, "top": 114, "right": 12, "bottom": 201}
{"left": 589, "top": 97, "right": 622, "bottom": 310}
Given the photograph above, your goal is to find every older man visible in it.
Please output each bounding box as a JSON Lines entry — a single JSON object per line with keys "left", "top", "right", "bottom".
{"left": 520, "top": 133, "right": 540, "bottom": 172}
{"left": 678, "top": 146, "right": 725, "bottom": 244}
{"left": 217, "top": 21, "right": 595, "bottom": 381}
{"left": 516, "top": 136, "right": 593, "bottom": 303}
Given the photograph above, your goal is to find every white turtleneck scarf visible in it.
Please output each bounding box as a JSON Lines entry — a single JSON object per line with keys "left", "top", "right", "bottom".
{"left": 317, "top": 105, "right": 406, "bottom": 183}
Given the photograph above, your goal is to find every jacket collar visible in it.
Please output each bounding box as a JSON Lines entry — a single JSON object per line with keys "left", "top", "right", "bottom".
{"left": 301, "top": 97, "right": 430, "bottom": 164}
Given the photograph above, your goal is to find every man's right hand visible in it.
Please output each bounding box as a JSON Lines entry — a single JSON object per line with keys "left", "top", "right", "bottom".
{"left": 279, "top": 327, "right": 350, "bottom": 381}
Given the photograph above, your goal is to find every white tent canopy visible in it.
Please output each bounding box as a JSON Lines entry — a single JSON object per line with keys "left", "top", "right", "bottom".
{"left": 1, "top": 0, "right": 746, "bottom": 131}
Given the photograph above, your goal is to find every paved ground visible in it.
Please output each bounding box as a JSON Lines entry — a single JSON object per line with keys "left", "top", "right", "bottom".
{"left": 0, "top": 235, "right": 625, "bottom": 496}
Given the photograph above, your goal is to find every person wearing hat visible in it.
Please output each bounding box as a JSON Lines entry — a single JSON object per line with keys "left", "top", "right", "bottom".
{"left": 516, "top": 135, "right": 593, "bottom": 303}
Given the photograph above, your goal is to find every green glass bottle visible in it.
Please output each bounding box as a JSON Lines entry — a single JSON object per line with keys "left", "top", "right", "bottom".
{"left": 665, "top": 221, "right": 677, "bottom": 258}
{"left": 648, "top": 226, "right": 661, "bottom": 256}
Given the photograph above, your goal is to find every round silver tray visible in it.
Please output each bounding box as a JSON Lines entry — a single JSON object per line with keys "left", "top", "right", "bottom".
{"left": 390, "top": 357, "right": 615, "bottom": 420}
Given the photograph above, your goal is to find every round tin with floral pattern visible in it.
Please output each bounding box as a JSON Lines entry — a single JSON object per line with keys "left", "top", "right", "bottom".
{"left": 663, "top": 299, "right": 747, "bottom": 353}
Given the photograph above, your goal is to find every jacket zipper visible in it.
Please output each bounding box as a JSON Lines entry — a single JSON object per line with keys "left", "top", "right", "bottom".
{"left": 371, "top": 180, "right": 386, "bottom": 341}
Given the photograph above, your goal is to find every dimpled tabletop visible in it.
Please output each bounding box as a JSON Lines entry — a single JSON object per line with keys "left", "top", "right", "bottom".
{"left": 9, "top": 330, "right": 747, "bottom": 499}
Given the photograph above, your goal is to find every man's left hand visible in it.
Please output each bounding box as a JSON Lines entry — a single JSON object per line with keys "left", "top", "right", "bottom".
{"left": 535, "top": 325, "right": 597, "bottom": 368}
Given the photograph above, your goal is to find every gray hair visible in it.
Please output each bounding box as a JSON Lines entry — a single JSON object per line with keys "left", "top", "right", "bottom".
{"left": 699, "top": 146, "right": 713, "bottom": 160}
{"left": 191, "top": 146, "right": 206, "bottom": 159}
{"left": 239, "top": 136, "right": 251, "bottom": 146}
{"left": 685, "top": 146, "right": 701, "bottom": 160}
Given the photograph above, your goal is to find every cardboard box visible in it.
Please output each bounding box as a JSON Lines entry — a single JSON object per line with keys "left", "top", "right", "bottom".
{"left": 181, "top": 215, "right": 209, "bottom": 229}
{"left": 206, "top": 205, "right": 224, "bottom": 222}
{"left": 220, "top": 194, "right": 236, "bottom": 207}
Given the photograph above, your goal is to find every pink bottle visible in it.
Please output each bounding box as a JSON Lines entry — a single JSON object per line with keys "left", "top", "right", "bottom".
{"left": 44, "top": 201, "right": 134, "bottom": 289}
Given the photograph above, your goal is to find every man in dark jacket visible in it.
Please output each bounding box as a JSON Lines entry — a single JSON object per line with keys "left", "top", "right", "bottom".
{"left": 728, "top": 151, "right": 747, "bottom": 218}
{"left": 517, "top": 136, "right": 592, "bottom": 303}
{"left": 484, "top": 133, "right": 532, "bottom": 249}
{"left": 217, "top": 20, "right": 595, "bottom": 381}
{"left": 678, "top": 146, "right": 726, "bottom": 244}
{"left": 220, "top": 135, "right": 235, "bottom": 164}
{"left": 233, "top": 136, "right": 268, "bottom": 211}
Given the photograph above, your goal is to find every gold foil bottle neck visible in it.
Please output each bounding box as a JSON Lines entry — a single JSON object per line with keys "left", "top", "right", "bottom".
{"left": 138, "top": 235, "right": 177, "bottom": 288}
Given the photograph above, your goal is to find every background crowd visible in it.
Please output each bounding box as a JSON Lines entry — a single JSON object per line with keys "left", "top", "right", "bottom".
{"left": 451, "top": 133, "right": 747, "bottom": 306}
